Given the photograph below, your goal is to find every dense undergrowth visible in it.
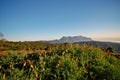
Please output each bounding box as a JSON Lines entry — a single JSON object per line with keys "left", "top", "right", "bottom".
{"left": 0, "top": 44, "right": 120, "bottom": 80}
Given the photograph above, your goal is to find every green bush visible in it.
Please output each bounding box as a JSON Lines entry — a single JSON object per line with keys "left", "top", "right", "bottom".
{"left": 0, "top": 44, "right": 120, "bottom": 80}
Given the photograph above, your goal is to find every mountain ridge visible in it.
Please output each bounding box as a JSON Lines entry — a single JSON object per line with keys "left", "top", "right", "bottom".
{"left": 46, "top": 35, "right": 93, "bottom": 43}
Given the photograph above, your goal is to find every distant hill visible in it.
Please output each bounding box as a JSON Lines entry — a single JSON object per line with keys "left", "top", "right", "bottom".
{"left": 75, "top": 41, "right": 120, "bottom": 53}
{"left": 47, "top": 36, "right": 93, "bottom": 43}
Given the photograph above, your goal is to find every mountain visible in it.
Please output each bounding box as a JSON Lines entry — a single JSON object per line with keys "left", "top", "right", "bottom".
{"left": 47, "top": 36, "right": 93, "bottom": 43}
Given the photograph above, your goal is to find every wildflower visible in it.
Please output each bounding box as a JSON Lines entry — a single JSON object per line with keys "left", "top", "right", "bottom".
{"left": 26, "top": 54, "right": 28, "bottom": 58}
{"left": 34, "top": 71, "right": 38, "bottom": 78}
{"left": 42, "top": 67, "right": 45, "bottom": 71}
{"left": 62, "top": 51, "right": 65, "bottom": 56}
{"left": 56, "top": 63, "right": 60, "bottom": 67}
{"left": 43, "top": 61, "right": 46, "bottom": 65}
{"left": 75, "top": 57, "right": 78, "bottom": 61}
{"left": 30, "top": 65, "right": 34, "bottom": 69}
{"left": 76, "top": 66, "right": 79, "bottom": 70}
{"left": 68, "top": 53, "right": 71, "bottom": 57}
{"left": 98, "top": 55, "right": 102, "bottom": 59}
{"left": 28, "top": 60, "right": 31, "bottom": 64}
{"left": 57, "top": 60, "right": 61, "bottom": 64}
{"left": 0, "top": 65, "right": 1, "bottom": 69}
{"left": 9, "top": 64, "right": 13, "bottom": 69}
{"left": 65, "top": 49, "right": 68, "bottom": 52}
{"left": 41, "top": 50, "right": 46, "bottom": 56}
{"left": 40, "top": 77, "right": 42, "bottom": 80}
{"left": 23, "top": 61, "right": 26, "bottom": 67}
{"left": 71, "top": 58, "right": 74, "bottom": 61}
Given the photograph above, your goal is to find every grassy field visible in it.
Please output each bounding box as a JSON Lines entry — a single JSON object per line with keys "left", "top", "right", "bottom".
{"left": 0, "top": 44, "right": 120, "bottom": 80}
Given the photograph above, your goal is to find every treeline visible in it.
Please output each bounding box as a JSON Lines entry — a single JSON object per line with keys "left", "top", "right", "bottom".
{"left": 0, "top": 40, "right": 119, "bottom": 54}
{"left": 0, "top": 40, "right": 56, "bottom": 51}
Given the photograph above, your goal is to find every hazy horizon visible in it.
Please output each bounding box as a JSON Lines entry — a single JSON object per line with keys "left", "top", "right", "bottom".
{"left": 0, "top": 0, "right": 120, "bottom": 42}
{"left": 3, "top": 35, "right": 120, "bottom": 43}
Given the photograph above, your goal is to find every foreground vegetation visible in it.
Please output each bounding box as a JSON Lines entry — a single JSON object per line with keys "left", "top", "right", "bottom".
{"left": 0, "top": 43, "right": 120, "bottom": 80}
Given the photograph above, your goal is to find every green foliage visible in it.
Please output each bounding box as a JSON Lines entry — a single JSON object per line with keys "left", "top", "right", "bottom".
{"left": 0, "top": 44, "right": 120, "bottom": 80}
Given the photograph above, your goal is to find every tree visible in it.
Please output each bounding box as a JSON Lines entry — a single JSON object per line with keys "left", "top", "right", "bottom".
{"left": 106, "top": 46, "right": 114, "bottom": 53}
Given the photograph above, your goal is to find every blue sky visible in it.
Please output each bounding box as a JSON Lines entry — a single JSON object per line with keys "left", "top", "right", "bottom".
{"left": 0, "top": 0, "right": 120, "bottom": 41}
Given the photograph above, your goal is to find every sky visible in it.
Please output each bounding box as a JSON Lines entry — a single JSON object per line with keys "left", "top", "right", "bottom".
{"left": 0, "top": 0, "right": 120, "bottom": 42}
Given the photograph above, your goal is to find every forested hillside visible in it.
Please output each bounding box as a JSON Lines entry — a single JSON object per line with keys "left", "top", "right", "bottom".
{"left": 75, "top": 41, "right": 120, "bottom": 53}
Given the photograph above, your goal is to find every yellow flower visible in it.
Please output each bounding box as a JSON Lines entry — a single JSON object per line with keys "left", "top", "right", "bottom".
{"left": 65, "top": 49, "right": 68, "bottom": 52}
{"left": 30, "top": 65, "right": 34, "bottom": 69}
{"left": 43, "top": 61, "right": 46, "bottom": 65}
{"left": 40, "top": 77, "right": 42, "bottom": 80}
{"left": 9, "top": 64, "right": 13, "bottom": 69}
{"left": 62, "top": 51, "right": 65, "bottom": 56}
{"left": 42, "top": 67, "right": 45, "bottom": 71}
{"left": 56, "top": 63, "right": 60, "bottom": 67}
{"left": 23, "top": 61, "right": 26, "bottom": 67}
{"left": 34, "top": 71, "right": 38, "bottom": 78}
